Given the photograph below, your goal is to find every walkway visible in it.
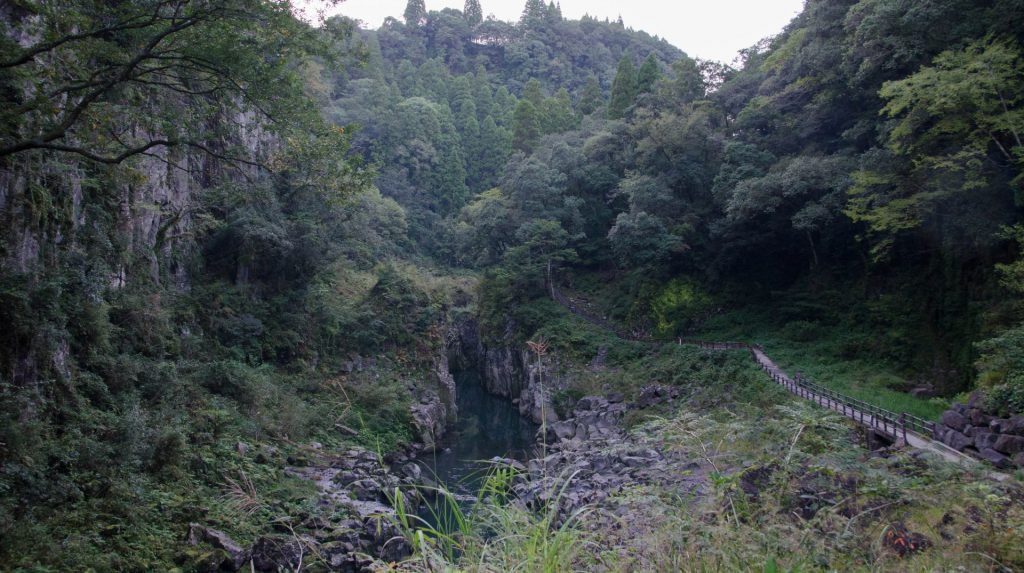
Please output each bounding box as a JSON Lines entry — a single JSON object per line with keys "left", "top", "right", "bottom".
{"left": 547, "top": 280, "right": 993, "bottom": 472}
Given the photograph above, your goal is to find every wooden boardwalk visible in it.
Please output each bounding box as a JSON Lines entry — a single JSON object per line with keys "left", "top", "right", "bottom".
{"left": 548, "top": 280, "right": 989, "bottom": 470}
{"left": 751, "top": 348, "right": 978, "bottom": 468}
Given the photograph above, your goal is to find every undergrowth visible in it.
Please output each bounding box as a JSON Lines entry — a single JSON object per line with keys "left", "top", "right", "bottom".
{"left": 697, "top": 307, "right": 949, "bottom": 420}
{"left": 552, "top": 272, "right": 950, "bottom": 420}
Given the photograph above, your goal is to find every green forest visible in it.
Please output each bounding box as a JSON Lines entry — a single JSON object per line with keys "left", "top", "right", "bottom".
{"left": 1, "top": 0, "right": 1024, "bottom": 571}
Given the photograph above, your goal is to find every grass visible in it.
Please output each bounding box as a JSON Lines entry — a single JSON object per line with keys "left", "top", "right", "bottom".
{"left": 610, "top": 394, "right": 1024, "bottom": 572}
{"left": 387, "top": 464, "right": 594, "bottom": 572}
{"left": 558, "top": 271, "right": 952, "bottom": 420}
{"left": 525, "top": 289, "right": 945, "bottom": 426}
{"left": 696, "top": 308, "right": 950, "bottom": 420}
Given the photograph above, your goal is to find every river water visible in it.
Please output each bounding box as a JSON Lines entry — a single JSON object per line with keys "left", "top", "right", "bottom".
{"left": 419, "top": 369, "right": 538, "bottom": 495}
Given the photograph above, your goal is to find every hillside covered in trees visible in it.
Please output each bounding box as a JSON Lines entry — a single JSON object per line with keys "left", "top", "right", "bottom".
{"left": 2, "top": 0, "right": 1024, "bottom": 571}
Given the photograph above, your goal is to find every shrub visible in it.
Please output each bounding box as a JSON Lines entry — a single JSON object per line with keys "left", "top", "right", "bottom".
{"left": 650, "top": 278, "right": 712, "bottom": 335}
{"left": 780, "top": 319, "right": 821, "bottom": 342}
{"left": 193, "top": 360, "right": 272, "bottom": 406}
{"left": 976, "top": 323, "right": 1024, "bottom": 414}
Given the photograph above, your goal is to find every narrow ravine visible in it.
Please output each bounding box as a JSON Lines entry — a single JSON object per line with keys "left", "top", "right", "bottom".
{"left": 419, "top": 368, "right": 538, "bottom": 495}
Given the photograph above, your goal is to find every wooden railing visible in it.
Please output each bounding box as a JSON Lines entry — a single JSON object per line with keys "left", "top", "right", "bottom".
{"left": 548, "top": 277, "right": 938, "bottom": 444}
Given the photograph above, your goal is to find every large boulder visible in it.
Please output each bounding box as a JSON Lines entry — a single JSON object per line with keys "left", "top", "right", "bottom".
{"left": 348, "top": 478, "right": 384, "bottom": 501}
{"left": 994, "top": 434, "right": 1024, "bottom": 455}
{"left": 359, "top": 517, "right": 411, "bottom": 562}
{"left": 320, "top": 540, "right": 362, "bottom": 571}
{"left": 1007, "top": 415, "right": 1024, "bottom": 436}
{"left": 943, "top": 429, "right": 972, "bottom": 452}
{"left": 973, "top": 431, "right": 1000, "bottom": 452}
{"left": 968, "top": 408, "right": 993, "bottom": 427}
{"left": 636, "top": 384, "right": 680, "bottom": 409}
{"left": 978, "top": 448, "right": 1013, "bottom": 470}
{"left": 251, "top": 535, "right": 305, "bottom": 571}
{"left": 410, "top": 394, "right": 449, "bottom": 451}
{"left": 186, "top": 524, "right": 249, "bottom": 571}
{"left": 549, "top": 420, "right": 576, "bottom": 441}
{"left": 575, "top": 396, "right": 608, "bottom": 412}
{"left": 941, "top": 410, "right": 968, "bottom": 433}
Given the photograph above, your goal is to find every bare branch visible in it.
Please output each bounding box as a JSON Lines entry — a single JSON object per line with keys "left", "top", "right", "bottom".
{"left": 19, "top": 138, "right": 266, "bottom": 171}
{"left": 0, "top": 9, "right": 211, "bottom": 159}
{"left": 0, "top": 3, "right": 167, "bottom": 68}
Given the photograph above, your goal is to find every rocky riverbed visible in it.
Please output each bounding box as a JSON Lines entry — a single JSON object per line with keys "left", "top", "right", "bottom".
{"left": 185, "top": 445, "right": 421, "bottom": 572}
{"left": 516, "top": 386, "right": 707, "bottom": 524}
{"left": 183, "top": 377, "right": 706, "bottom": 572}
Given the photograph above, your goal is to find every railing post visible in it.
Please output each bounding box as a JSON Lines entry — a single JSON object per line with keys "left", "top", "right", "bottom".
{"left": 900, "top": 413, "right": 907, "bottom": 444}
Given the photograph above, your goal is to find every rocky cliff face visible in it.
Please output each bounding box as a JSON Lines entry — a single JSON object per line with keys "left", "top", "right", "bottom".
{"left": 0, "top": 110, "right": 266, "bottom": 394}
{"left": 447, "top": 317, "right": 561, "bottom": 425}
{"left": 409, "top": 352, "right": 458, "bottom": 451}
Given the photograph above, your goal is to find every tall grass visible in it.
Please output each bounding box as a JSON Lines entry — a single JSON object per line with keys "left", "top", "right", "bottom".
{"left": 384, "top": 464, "right": 593, "bottom": 572}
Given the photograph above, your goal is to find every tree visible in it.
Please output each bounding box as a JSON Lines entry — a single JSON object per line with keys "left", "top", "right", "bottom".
{"left": 521, "top": 0, "right": 547, "bottom": 28}
{"left": 404, "top": 0, "right": 427, "bottom": 26}
{"left": 450, "top": 75, "right": 480, "bottom": 142}
{"left": 464, "top": 0, "right": 483, "bottom": 26}
{"left": 471, "top": 115, "right": 511, "bottom": 191}
{"left": 577, "top": 75, "right": 604, "bottom": 116}
{"left": 667, "top": 57, "right": 704, "bottom": 103}
{"left": 472, "top": 66, "right": 494, "bottom": 120}
{"left": 387, "top": 97, "right": 468, "bottom": 214}
{"left": 608, "top": 55, "right": 638, "bottom": 119}
{"left": 500, "top": 154, "right": 568, "bottom": 220}
{"left": 502, "top": 219, "right": 578, "bottom": 289}
{"left": 846, "top": 37, "right": 1024, "bottom": 258}
{"left": 512, "top": 100, "right": 542, "bottom": 152}
{"left": 523, "top": 78, "right": 546, "bottom": 108}
{"left": 416, "top": 58, "right": 451, "bottom": 101}
{"left": 493, "top": 86, "right": 518, "bottom": 125}
{"left": 542, "top": 88, "right": 576, "bottom": 133}
{"left": 456, "top": 188, "right": 516, "bottom": 264}
{"left": 395, "top": 60, "right": 419, "bottom": 96}
{"left": 0, "top": 0, "right": 332, "bottom": 166}
{"left": 878, "top": 37, "right": 1023, "bottom": 190}
{"left": 636, "top": 53, "right": 661, "bottom": 94}
{"left": 608, "top": 211, "right": 683, "bottom": 268}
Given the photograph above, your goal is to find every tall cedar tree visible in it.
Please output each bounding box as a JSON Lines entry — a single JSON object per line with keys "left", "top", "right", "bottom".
{"left": 636, "top": 54, "right": 661, "bottom": 94}
{"left": 512, "top": 99, "right": 542, "bottom": 152}
{"left": 577, "top": 75, "right": 604, "bottom": 116}
{"left": 608, "top": 55, "right": 638, "bottom": 119}
{"left": 521, "top": 0, "right": 546, "bottom": 26}
{"left": 523, "top": 78, "right": 545, "bottom": 107}
{"left": 542, "top": 88, "right": 576, "bottom": 133}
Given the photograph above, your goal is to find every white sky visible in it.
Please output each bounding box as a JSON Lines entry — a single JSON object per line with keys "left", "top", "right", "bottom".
{"left": 297, "top": 0, "right": 806, "bottom": 64}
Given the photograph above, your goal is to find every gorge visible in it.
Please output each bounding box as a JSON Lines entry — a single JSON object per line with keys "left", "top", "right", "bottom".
{"left": 2, "top": 0, "right": 1024, "bottom": 571}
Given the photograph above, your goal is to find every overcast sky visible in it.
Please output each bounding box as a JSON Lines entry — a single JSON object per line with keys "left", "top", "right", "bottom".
{"left": 297, "top": 0, "right": 806, "bottom": 64}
